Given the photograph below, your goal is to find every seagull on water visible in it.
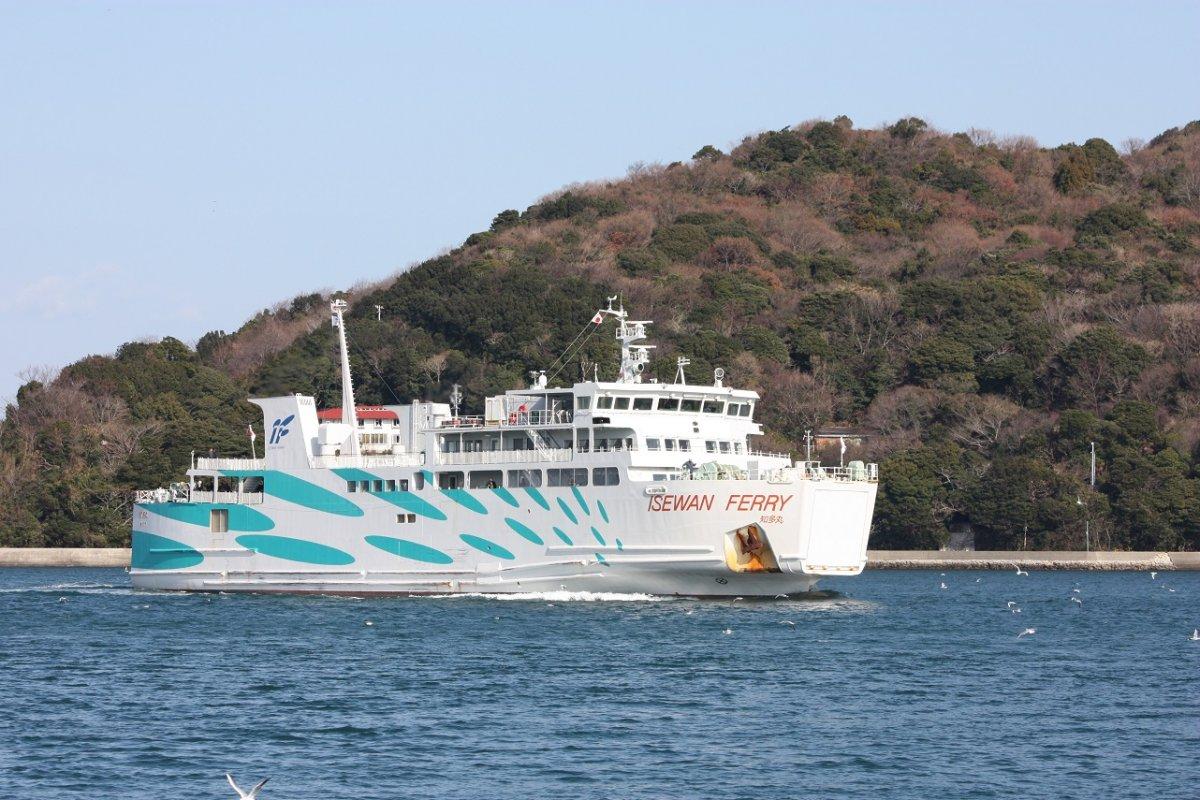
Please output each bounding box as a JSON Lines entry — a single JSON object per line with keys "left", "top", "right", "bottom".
{"left": 1070, "top": 596, "right": 1083, "bottom": 605}
{"left": 1006, "top": 601, "right": 1018, "bottom": 609}
{"left": 779, "top": 620, "right": 796, "bottom": 627}
{"left": 227, "top": 774, "right": 268, "bottom": 799}
{"left": 940, "top": 582, "right": 948, "bottom": 590}
{"left": 1150, "top": 571, "right": 1157, "bottom": 579}
{"left": 722, "top": 628, "right": 733, "bottom": 635}
{"left": 774, "top": 594, "right": 788, "bottom": 599}
{"left": 1190, "top": 629, "right": 1199, "bottom": 641}
{"left": 1017, "top": 628, "right": 1037, "bottom": 638}
{"left": 1072, "top": 588, "right": 1082, "bottom": 594}
{"left": 1015, "top": 566, "right": 1029, "bottom": 576}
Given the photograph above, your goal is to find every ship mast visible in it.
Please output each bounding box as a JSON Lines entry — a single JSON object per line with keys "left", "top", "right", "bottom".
{"left": 597, "top": 296, "right": 655, "bottom": 383}
{"left": 331, "top": 299, "right": 360, "bottom": 456}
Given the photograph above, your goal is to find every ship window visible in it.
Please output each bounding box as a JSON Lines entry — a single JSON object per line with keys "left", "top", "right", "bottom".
{"left": 719, "top": 441, "right": 731, "bottom": 454}
{"left": 577, "top": 396, "right": 591, "bottom": 410}
{"left": 633, "top": 397, "right": 653, "bottom": 411}
{"left": 657, "top": 398, "right": 680, "bottom": 412}
{"left": 438, "top": 472, "right": 464, "bottom": 489}
{"left": 596, "top": 396, "right": 613, "bottom": 409}
{"left": 665, "top": 439, "right": 676, "bottom": 451}
{"left": 209, "top": 509, "right": 228, "bottom": 533}
{"left": 470, "top": 470, "right": 503, "bottom": 489}
{"left": 727, "top": 403, "right": 741, "bottom": 416}
{"left": 399, "top": 479, "right": 409, "bottom": 491}
{"left": 372, "top": 480, "right": 384, "bottom": 493}
{"left": 507, "top": 469, "right": 542, "bottom": 488}
{"left": 386, "top": 480, "right": 397, "bottom": 492}
{"left": 646, "top": 438, "right": 660, "bottom": 451}
{"left": 359, "top": 480, "right": 370, "bottom": 493}
{"left": 347, "top": 481, "right": 357, "bottom": 493}
{"left": 547, "top": 468, "right": 588, "bottom": 487}
{"left": 740, "top": 404, "right": 751, "bottom": 417}
{"left": 612, "top": 397, "right": 630, "bottom": 410}
{"left": 681, "top": 399, "right": 701, "bottom": 413}
{"left": 414, "top": 472, "right": 425, "bottom": 490}
{"left": 734, "top": 442, "right": 743, "bottom": 454}
{"left": 706, "top": 441, "right": 717, "bottom": 453}
{"left": 593, "top": 467, "right": 620, "bottom": 486}
{"left": 396, "top": 513, "right": 416, "bottom": 524}
{"left": 679, "top": 440, "right": 691, "bottom": 452}
{"left": 703, "top": 400, "right": 723, "bottom": 414}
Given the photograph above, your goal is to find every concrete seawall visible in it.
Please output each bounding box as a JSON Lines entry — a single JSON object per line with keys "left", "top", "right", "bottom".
{"left": 1, "top": 547, "right": 1197, "bottom": 570}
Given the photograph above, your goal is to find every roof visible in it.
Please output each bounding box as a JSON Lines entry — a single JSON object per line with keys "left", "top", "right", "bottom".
{"left": 317, "top": 406, "right": 398, "bottom": 422}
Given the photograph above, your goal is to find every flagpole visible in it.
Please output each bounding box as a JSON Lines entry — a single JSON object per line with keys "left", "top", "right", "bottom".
{"left": 248, "top": 424, "right": 257, "bottom": 460}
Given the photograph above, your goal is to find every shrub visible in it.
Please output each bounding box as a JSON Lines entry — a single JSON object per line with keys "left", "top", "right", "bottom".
{"left": 1053, "top": 155, "right": 1094, "bottom": 194}
{"left": 491, "top": 209, "right": 520, "bottom": 231}
{"left": 889, "top": 117, "right": 928, "bottom": 141}
{"left": 1076, "top": 203, "right": 1151, "bottom": 238}
{"left": 651, "top": 223, "right": 711, "bottom": 262}
{"left": 692, "top": 145, "right": 723, "bottom": 161}
{"left": 616, "top": 248, "right": 667, "bottom": 276}
{"left": 909, "top": 336, "right": 975, "bottom": 382}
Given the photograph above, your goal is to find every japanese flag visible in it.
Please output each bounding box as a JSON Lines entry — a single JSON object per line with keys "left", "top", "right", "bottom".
{"left": 591, "top": 312, "right": 603, "bottom": 324}
{"left": 247, "top": 424, "right": 256, "bottom": 442}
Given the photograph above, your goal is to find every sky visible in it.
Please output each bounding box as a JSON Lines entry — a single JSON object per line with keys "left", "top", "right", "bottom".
{"left": 1, "top": 0, "right": 1198, "bottom": 404}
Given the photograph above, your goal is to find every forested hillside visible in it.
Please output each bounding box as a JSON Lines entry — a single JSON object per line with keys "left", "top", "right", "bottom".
{"left": 4, "top": 116, "right": 1200, "bottom": 550}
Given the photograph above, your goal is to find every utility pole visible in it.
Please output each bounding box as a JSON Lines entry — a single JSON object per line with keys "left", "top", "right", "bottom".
{"left": 804, "top": 430, "right": 813, "bottom": 463}
{"left": 1087, "top": 441, "right": 1095, "bottom": 551}
{"left": 374, "top": 305, "right": 383, "bottom": 321}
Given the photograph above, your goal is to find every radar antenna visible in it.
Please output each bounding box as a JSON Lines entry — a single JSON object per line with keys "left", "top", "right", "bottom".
{"left": 449, "top": 383, "right": 463, "bottom": 418}
{"left": 675, "top": 356, "right": 690, "bottom": 385}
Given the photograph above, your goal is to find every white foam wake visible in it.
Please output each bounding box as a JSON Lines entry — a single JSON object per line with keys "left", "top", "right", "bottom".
{"left": 421, "top": 590, "right": 670, "bottom": 603}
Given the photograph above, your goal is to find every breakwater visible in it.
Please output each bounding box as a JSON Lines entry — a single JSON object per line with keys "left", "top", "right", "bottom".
{"left": 2, "top": 547, "right": 1198, "bottom": 570}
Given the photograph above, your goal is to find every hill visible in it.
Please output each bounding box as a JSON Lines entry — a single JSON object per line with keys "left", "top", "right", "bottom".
{"left": 4, "top": 116, "right": 1200, "bottom": 551}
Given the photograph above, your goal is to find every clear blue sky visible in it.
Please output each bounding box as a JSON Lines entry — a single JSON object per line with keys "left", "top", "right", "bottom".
{"left": 1, "top": 1, "right": 1197, "bottom": 403}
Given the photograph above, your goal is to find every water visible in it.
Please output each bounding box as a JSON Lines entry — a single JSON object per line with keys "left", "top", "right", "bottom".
{"left": 1, "top": 568, "right": 1196, "bottom": 799}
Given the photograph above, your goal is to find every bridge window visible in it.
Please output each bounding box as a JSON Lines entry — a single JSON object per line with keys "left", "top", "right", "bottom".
{"left": 577, "top": 396, "right": 591, "bottom": 410}
{"left": 646, "top": 438, "right": 660, "bottom": 451}
{"left": 657, "top": 398, "right": 680, "bottom": 412}
{"left": 727, "top": 403, "right": 741, "bottom": 416}
{"left": 596, "top": 396, "right": 613, "bottom": 410}
{"left": 507, "top": 469, "right": 542, "bottom": 488}
{"left": 593, "top": 467, "right": 620, "bottom": 486}
{"left": 740, "top": 404, "right": 751, "bottom": 417}
{"left": 703, "top": 400, "right": 723, "bottom": 414}
{"left": 664, "top": 439, "right": 676, "bottom": 451}
{"left": 719, "top": 441, "right": 731, "bottom": 454}
{"left": 612, "top": 397, "right": 630, "bottom": 410}
{"left": 706, "top": 441, "right": 717, "bottom": 453}
{"left": 679, "top": 440, "right": 691, "bottom": 452}
{"left": 734, "top": 442, "right": 743, "bottom": 454}
{"left": 209, "top": 509, "right": 228, "bottom": 533}
{"left": 681, "top": 399, "right": 701, "bottom": 413}
{"left": 633, "top": 397, "right": 653, "bottom": 411}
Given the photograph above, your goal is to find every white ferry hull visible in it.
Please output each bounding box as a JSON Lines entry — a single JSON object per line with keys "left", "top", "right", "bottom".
{"left": 131, "top": 472, "right": 876, "bottom": 598}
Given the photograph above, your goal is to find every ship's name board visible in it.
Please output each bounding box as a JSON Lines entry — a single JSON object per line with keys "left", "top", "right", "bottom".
{"left": 647, "top": 494, "right": 794, "bottom": 512}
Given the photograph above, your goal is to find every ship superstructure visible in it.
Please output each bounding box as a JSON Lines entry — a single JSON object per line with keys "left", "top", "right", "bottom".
{"left": 131, "top": 299, "right": 878, "bottom": 596}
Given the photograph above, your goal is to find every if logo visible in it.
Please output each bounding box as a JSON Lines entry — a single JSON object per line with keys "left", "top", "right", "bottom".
{"left": 269, "top": 415, "right": 295, "bottom": 445}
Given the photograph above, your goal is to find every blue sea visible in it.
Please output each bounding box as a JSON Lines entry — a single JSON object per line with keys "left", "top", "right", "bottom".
{"left": 1, "top": 568, "right": 1196, "bottom": 799}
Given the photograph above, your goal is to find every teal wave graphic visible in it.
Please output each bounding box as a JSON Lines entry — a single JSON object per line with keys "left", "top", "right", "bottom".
{"left": 571, "top": 486, "right": 591, "bottom": 516}
{"left": 491, "top": 487, "right": 520, "bottom": 508}
{"left": 142, "top": 503, "right": 274, "bottom": 531}
{"left": 442, "top": 488, "right": 488, "bottom": 515}
{"left": 523, "top": 487, "right": 550, "bottom": 510}
{"left": 222, "top": 470, "right": 363, "bottom": 517}
{"left": 597, "top": 500, "right": 610, "bottom": 524}
{"left": 459, "top": 533, "right": 514, "bottom": 560}
{"left": 236, "top": 534, "right": 355, "bottom": 565}
{"left": 591, "top": 526, "right": 607, "bottom": 546}
{"left": 131, "top": 531, "right": 204, "bottom": 570}
{"left": 556, "top": 497, "right": 578, "bottom": 525}
{"left": 365, "top": 535, "right": 453, "bottom": 565}
{"left": 504, "top": 517, "right": 544, "bottom": 545}
{"left": 552, "top": 527, "right": 573, "bottom": 545}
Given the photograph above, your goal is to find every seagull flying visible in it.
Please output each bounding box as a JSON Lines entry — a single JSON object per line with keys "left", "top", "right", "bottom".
{"left": 1017, "top": 628, "right": 1037, "bottom": 638}
{"left": 227, "top": 774, "right": 268, "bottom": 800}
{"left": 1015, "top": 566, "right": 1029, "bottom": 576}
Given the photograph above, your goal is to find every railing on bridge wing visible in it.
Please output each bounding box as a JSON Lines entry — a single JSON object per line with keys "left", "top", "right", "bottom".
{"left": 435, "top": 448, "right": 573, "bottom": 466}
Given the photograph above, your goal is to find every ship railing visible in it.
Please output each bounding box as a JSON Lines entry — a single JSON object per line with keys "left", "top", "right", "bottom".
{"left": 436, "top": 410, "right": 574, "bottom": 429}
{"left": 309, "top": 453, "right": 426, "bottom": 469}
{"left": 747, "top": 449, "right": 791, "bottom": 460}
{"left": 134, "top": 489, "right": 264, "bottom": 505}
{"left": 436, "top": 448, "right": 573, "bottom": 466}
{"left": 195, "top": 457, "right": 266, "bottom": 471}
{"left": 797, "top": 461, "right": 879, "bottom": 483}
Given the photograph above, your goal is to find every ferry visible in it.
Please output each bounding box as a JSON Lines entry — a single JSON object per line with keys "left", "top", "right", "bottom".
{"left": 131, "top": 299, "right": 878, "bottom": 596}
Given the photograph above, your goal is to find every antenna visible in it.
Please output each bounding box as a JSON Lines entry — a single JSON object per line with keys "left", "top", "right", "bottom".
{"left": 449, "top": 383, "right": 462, "bottom": 418}
{"left": 374, "top": 305, "right": 383, "bottom": 321}
{"left": 675, "top": 357, "right": 690, "bottom": 385}
{"left": 714, "top": 367, "right": 725, "bottom": 387}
